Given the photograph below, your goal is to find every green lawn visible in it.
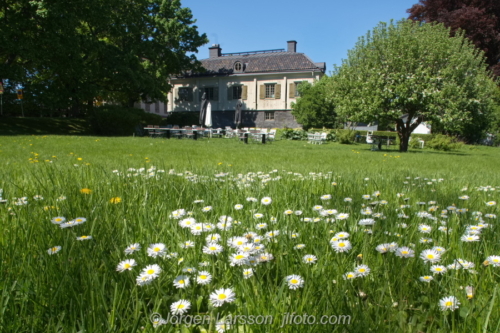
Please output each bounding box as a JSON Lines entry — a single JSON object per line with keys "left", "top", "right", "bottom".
{"left": 1, "top": 135, "right": 499, "bottom": 332}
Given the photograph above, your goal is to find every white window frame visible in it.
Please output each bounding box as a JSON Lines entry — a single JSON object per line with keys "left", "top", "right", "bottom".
{"left": 265, "top": 84, "right": 275, "bottom": 99}
{"left": 265, "top": 111, "right": 275, "bottom": 121}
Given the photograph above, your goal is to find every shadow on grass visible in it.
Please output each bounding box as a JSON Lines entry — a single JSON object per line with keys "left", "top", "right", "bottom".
{"left": 351, "top": 144, "right": 470, "bottom": 156}
{"left": 0, "top": 117, "right": 93, "bottom": 136}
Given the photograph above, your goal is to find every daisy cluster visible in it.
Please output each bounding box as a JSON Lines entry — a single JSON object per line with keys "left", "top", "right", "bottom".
{"left": 14, "top": 168, "right": 496, "bottom": 326}
{"left": 46, "top": 216, "right": 90, "bottom": 254}
{"left": 107, "top": 173, "right": 499, "bottom": 319}
{"left": 112, "top": 166, "right": 165, "bottom": 179}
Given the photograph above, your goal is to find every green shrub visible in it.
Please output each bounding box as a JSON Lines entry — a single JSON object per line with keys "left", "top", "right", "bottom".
{"left": 280, "top": 128, "right": 307, "bottom": 140}
{"left": 335, "top": 129, "right": 357, "bottom": 144}
{"left": 426, "top": 134, "right": 464, "bottom": 151}
{"left": 409, "top": 137, "right": 424, "bottom": 149}
{"left": 163, "top": 112, "right": 200, "bottom": 127}
{"left": 327, "top": 131, "right": 337, "bottom": 142}
{"left": 88, "top": 105, "right": 162, "bottom": 136}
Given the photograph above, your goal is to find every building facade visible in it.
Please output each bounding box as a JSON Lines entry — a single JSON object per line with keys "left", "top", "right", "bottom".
{"left": 136, "top": 41, "right": 325, "bottom": 128}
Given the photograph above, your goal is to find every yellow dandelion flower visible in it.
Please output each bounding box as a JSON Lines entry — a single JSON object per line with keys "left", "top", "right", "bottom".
{"left": 110, "top": 197, "right": 122, "bottom": 204}
{"left": 80, "top": 188, "right": 92, "bottom": 194}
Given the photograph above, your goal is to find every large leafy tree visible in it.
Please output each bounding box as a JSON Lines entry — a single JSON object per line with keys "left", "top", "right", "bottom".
{"left": 291, "top": 77, "right": 337, "bottom": 130}
{"left": 329, "top": 19, "right": 498, "bottom": 152}
{"left": 408, "top": 0, "right": 500, "bottom": 77}
{"left": 0, "top": 0, "right": 207, "bottom": 113}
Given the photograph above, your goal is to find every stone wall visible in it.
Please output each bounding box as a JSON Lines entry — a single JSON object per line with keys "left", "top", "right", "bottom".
{"left": 211, "top": 110, "right": 301, "bottom": 129}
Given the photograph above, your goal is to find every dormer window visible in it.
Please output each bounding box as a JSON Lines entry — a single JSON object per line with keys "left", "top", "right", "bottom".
{"left": 234, "top": 61, "right": 243, "bottom": 72}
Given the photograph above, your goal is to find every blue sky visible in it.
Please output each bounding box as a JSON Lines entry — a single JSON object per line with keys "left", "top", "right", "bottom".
{"left": 182, "top": 0, "right": 420, "bottom": 73}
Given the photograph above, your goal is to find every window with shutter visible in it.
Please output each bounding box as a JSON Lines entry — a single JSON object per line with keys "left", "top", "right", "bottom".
{"left": 229, "top": 85, "right": 242, "bottom": 100}
{"left": 265, "top": 84, "right": 276, "bottom": 98}
{"left": 294, "top": 82, "right": 303, "bottom": 97}
{"left": 259, "top": 85, "right": 265, "bottom": 99}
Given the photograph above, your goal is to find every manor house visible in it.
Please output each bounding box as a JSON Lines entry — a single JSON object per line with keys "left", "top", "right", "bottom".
{"left": 136, "top": 41, "right": 325, "bottom": 128}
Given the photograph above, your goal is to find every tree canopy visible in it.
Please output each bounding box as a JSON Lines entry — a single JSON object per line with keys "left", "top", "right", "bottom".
{"left": 329, "top": 19, "right": 498, "bottom": 151}
{"left": 291, "top": 77, "right": 337, "bottom": 130}
{"left": 408, "top": 0, "right": 500, "bottom": 77}
{"left": 0, "top": 0, "right": 208, "bottom": 114}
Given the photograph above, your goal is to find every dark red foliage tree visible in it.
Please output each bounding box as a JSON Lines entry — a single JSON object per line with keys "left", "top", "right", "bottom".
{"left": 408, "top": 0, "right": 500, "bottom": 77}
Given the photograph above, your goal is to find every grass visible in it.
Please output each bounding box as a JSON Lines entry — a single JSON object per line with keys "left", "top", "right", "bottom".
{"left": 1, "top": 135, "right": 499, "bottom": 333}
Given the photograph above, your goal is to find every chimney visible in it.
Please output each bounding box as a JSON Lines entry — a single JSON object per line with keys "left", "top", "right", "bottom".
{"left": 287, "top": 40, "right": 297, "bottom": 53}
{"left": 209, "top": 44, "right": 222, "bottom": 58}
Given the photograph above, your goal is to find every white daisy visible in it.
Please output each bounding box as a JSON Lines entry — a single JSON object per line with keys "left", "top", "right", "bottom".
{"left": 180, "top": 240, "right": 195, "bottom": 249}
{"left": 116, "top": 259, "right": 137, "bottom": 272}
{"left": 439, "top": 296, "right": 460, "bottom": 311}
{"left": 302, "top": 254, "right": 317, "bottom": 264}
{"left": 261, "top": 197, "right": 272, "bottom": 205}
{"left": 51, "top": 217, "right": 66, "bottom": 224}
{"left": 140, "top": 264, "right": 162, "bottom": 280}
{"left": 203, "top": 243, "right": 224, "bottom": 255}
{"left": 395, "top": 247, "right": 414, "bottom": 258}
{"left": 419, "top": 275, "right": 433, "bottom": 283}
{"left": 420, "top": 249, "right": 441, "bottom": 263}
{"left": 461, "top": 234, "right": 480, "bottom": 242}
{"left": 243, "top": 268, "right": 254, "bottom": 279}
{"left": 209, "top": 288, "right": 236, "bottom": 307}
{"left": 229, "top": 253, "right": 249, "bottom": 266}
{"left": 331, "top": 240, "right": 352, "bottom": 253}
{"left": 286, "top": 275, "right": 304, "bottom": 289}
{"left": 484, "top": 255, "right": 500, "bottom": 267}
{"left": 173, "top": 275, "right": 190, "bottom": 289}
{"left": 354, "top": 265, "right": 370, "bottom": 277}
{"left": 170, "top": 299, "right": 191, "bottom": 315}
{"left": 147, "top": 243, "right": 166, "bottom": 257}
{"left": 124, "top": 243, "right": 141, "bottom": 254}
{"left": 430, "top": 265, "right": 447, "bottom": 274}
{"left": 197, "top": 271, "right": 213, "bottom": 285}
{"left": 47, "top": 246, "right": 61, "bottom": 255}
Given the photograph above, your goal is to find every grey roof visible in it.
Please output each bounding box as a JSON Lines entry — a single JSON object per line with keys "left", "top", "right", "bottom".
{"left": 181, "top": 52, "right": 325, "bottom": 77}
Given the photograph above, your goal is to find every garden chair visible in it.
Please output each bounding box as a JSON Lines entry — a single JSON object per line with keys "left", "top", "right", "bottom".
{"left": 171, "top": 125, "right": 182, "bottom": 139}
{"left": 267, "top": 129, "right": 276, "bottom": 142}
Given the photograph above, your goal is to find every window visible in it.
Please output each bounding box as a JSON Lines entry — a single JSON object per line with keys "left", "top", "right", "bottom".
{"left": 232, "top": 85, "right": 242, "bottom": 99}
{"left": 289, "top": 81, "right": 305, "bottom": 98}
{"left": 265, "top": 84, "right": 275, "bottom": 98}
{"left": 178, "top": 87, "right": 192, "bottom": 102}
{"left": 259, "top": 84, "right": 281, "bottom": 99}
{"left": 234, "top": 61, "right": 243, "bottom": 72}
{"left": 294, "top": 82, "right": 302, "bottom": 97}
{"left": 228, "top": 85, "right": 247, "bottom": 100}
{"left": 265, "top": 111, "right": 275, "bottom": 120}
{"left": 201, "top": 87, "right": 218, "bottom": 101}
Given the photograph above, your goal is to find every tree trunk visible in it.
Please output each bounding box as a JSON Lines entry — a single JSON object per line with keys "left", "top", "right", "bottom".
{"left": 396, "top": 119, "right": 410, "bottom": 152}
{"left": 396, "top": 114, "right": 424, "bottom": 152}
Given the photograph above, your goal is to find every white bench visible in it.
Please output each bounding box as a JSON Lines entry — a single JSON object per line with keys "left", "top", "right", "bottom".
{"left": 308, "top": 132, "right": 327, "bottom": 144}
